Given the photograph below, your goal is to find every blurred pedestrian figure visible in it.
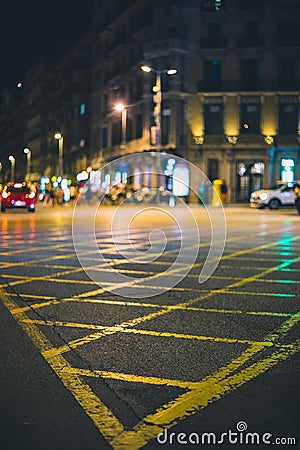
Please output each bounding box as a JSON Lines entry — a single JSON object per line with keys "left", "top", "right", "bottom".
{"left": 49, "top": 186, "right": 55, "bottom": 206}
{"left": 29, "top": 182, "right": 37, "bottom": 194}
{"left": 43, "top": 183, "right": 51, "bottom": 205}
{"left": 56, "top": 188, "right": 64, "bottom": 206}
{"left": 85, "top": 187, "right": 93, "bottom": 205}
{"left": 295, "top": 184, "right": 300, "bottom": 215}
{"left": 221, "top": 180, "right": 228, "bottom": 204}
{"left": 69, "top": 185, "right": 77, "bottom": 206}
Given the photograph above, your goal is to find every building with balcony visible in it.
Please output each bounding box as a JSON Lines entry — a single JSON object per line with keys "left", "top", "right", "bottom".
{"left": 89, "top": 0, "right": 300, "bottom": 202}
{"left": 0, "top": 0, "right": 299, "bottom": 203}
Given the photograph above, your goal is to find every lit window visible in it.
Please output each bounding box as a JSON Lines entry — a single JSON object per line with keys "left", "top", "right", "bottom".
{"left": 80, "top": 104, "right": 86, "bottom": 115}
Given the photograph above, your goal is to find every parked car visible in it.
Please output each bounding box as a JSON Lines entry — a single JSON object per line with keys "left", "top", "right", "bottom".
{"left": 1, "top": 182, "right": 36, "bottom": 212}
{"left": 249, "top": 181, "right": 300, "bottom": 210}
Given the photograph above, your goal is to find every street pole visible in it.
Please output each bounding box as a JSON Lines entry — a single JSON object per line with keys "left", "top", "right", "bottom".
{"left": 154, "top": 72, "right": 162, "bottom": 152}
{"left": 24, "top": 148, "right": 31, "bottom": 181}
{"left": 54, "top": 133, "right": 64, "bottom": 178}
{"left": 140, "top": 65, "right": 177, "bottom": 203}
{"left": 58, "top": 136, "right": 63, "bottom": 177}
{"left": 116, "top": 103, "right": 127, "bottom": 154}
{"left": 8, "top": 155, "right": 15, "bottom": 182}
{"left": 153, "top": 72, "right": 162, "bottom": 202}
{"left": 121, "top": 107, "right": 127, "bottom": 151}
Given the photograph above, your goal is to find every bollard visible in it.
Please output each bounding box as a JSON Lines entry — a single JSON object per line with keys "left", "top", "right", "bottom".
{"left": 212, "top": 179, "right": 223, "bottom": 206}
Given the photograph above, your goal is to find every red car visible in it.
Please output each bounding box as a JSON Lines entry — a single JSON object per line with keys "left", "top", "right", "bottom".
{"left": 1, "top": 182, "right": 36, "bottom": 212}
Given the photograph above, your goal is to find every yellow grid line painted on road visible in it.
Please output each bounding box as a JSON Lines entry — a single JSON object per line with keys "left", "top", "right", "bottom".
{"left": 0, "top": 291, "right": 125, "bottom": 440}
{"left": 10, "top": 249, "right": 300, "bottom": 360}
{"left": 2, "top": 270, "right": 299, "bottom": 294}
{"left": 11, "top": 296, "right": 292, "bottom": 318}
{"left": 18, "top": 317, "right": 270, "bottom": 347}
{"left": 122, "top": 327, "right": 270, "bottom": 347}
{"left": 0, "top": 229, "right": 278, "bottom": 282}
{"left": 111, "top": 339, "right": 300, "bottom": 450}
{"left": 9, "top": 291, "right": 299, "bottom": 450}
{"left": 110, "top": 313, "right": 300, "bottom": 449}
{"left": 1, "top": 229, "right": 300, "bottom": 448}
{"left": 68, "top": 367, "right": 194, "bottom": 389}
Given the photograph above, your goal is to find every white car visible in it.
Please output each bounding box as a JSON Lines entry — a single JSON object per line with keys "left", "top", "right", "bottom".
{"left": 249, "top": 181, "right": 299, "bottom": 210}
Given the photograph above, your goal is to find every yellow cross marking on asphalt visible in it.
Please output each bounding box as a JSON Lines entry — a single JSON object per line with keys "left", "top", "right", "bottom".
{"left": 1, "top": 233, "right": 300, "bottom": 449}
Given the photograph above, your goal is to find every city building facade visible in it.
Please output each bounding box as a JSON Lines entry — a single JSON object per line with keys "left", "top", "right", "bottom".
{"left": 0, "top": 0, "right": 299, "bottom": 202}
{"left": 90, "top": 0, "right": 300, "bottom": 203}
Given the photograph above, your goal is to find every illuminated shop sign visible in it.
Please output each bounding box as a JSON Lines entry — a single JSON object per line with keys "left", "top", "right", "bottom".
{"left": 173, "top": 165, "right": 190, "bottom": 197}
{"left": 281, "top": 158, "right": 295, "bottom": 183}
{"left": 281, "top": 158, "right": 294, "bottom": 168}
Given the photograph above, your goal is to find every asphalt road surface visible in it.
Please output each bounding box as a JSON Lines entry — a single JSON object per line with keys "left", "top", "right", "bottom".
{"left": 0, "top": 203, "right": 299, "bottom": 450}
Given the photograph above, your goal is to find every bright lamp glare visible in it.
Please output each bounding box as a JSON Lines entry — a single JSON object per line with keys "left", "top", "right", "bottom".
{"left": 115, "top": 103, "right": 125, "bottom": 111}
{"left": 167, "top": 69, "right": 177, "bottom": 75}
{"left": 141, "top": 65, "right": 152, "bottom": 73}
{"left": 54, "top": 133, "right": 62, "bottom": 139}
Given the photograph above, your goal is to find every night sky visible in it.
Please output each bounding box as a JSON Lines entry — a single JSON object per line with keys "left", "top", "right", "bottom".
{"left": 0, "top": 1, "right": 94, "bottom": 89}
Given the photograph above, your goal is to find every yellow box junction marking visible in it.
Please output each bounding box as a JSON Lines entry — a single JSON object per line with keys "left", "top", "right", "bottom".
{"left": 0, "top": 235, "right": 300, "bottom": 449}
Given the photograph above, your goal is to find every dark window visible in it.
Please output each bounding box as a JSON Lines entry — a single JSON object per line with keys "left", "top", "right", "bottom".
{"left": 278, "top": 59, "right": 297, "bottom": 90}
{"left": 238, "top": 0, "right": 262, "bottom": 10}
{"left": 136, "top": 76, "right": 143, "bottom": 99}
{"left": 162, "top": 108, "right": 170, "bottom": 145}
{"left": 204, "top": 104, "right": 223, "bottom": 134}
{"left": 102, "top": 127, "right": 108, "bottom": 148}
{"left": 102, "top": 94, "right": 108, "bottom": 115}
{"left": 242, "top": 21, "right": 261, "bottom": 47}
{"left": 73, "top": 105, "right": 79, "bottom": 118}
{"left": 206, "top": 22, "right": 223, "bottom": 48}
{"left": 162, "top": 73, "right": 170, "bottom": 93}
{"left": 273, "top": 0, "right": 300, "bottom": 7}
{"left": 112, "top": 121, "right": 121, "bottom": 146}
{"left": 135, "top": 113, "right": 143, "bottom": 138}
{"left": 240, "top": 59, "right": 259, "bottom": 90}
{"left": 204, "top": 60, "right": 222, "bottom": 90}
{"left": 277, "top": 19, "right": 298, "bottom": 46}
{"left": 278, "top": 103, "right": 298, "bottom": 134}
{"left": 126, "top": 116, "right": 133, "bottom": 141}
{"left": 240, "top": 103, "right": 261, "bottom": 134}
{"left": 92, "top": 128, "right": 100, "bottom": 150}
{"left": 207, "top": 159, "right": 219, "bottom": 181}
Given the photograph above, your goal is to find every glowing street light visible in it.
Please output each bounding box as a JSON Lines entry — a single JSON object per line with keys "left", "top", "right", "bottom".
{"left": 140, "top": 65, "right": 177, "bottom": 150}
{"left": 23, "top": 147, "right": 31, "bottom": 181}
{"left": 140, "top": 65, "right": 177, "bottom": 76}
{"left": 115, "top": 103, "right": 127, "bottom": 151}
{"left": 140, "top": 64, "right": 177, "bottom": 202}
{"left": 54, "top": 132, "right": 64, "bottom": 177}
{"left": 8, "top": 155, "right": 15, "bottom": 182}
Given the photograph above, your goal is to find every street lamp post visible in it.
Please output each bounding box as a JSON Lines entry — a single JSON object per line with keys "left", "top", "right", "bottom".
{"left": 23, "top": 147, "right": 31, "bottom": 181}
{"left": 54, "top": 133, "right": 64, "bottom": 177}
{"left": 8, "top": 155, "right": 15, "bottom": 182}
{"left": 141, "top": 65, "right": 177, "bottom": 152}
{"left": 140, "top": 65, "right": 177, "bottom": 201}
{"left": 115, "top": 103, "right": 127, "bottom": 152}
